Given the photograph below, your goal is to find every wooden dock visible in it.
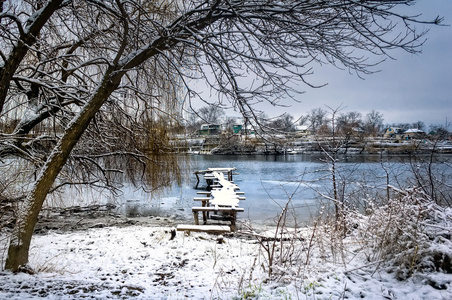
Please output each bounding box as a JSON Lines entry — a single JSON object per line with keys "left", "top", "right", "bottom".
{"left": 193, "top": 167, "right": 237, "bottom": 189}
{"left": 177, "top": 168, "right": 245, "bottom": 234}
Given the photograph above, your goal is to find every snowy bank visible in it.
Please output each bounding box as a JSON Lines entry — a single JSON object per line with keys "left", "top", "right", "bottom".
{"left": 1, "top": 220, "right": 451, "bottom": 299}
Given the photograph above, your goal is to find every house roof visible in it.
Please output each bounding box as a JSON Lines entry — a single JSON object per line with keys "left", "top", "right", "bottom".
{"left": 404, "top": 128, "right": 425, "bottom": 133}
{"left": 294, "top": 125, "right": 309, "bottom": 131}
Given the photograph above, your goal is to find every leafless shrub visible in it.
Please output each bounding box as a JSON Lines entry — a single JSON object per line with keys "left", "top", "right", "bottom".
{"left": 355, "top": 187, "right": 452, "bottom": 279}
{"left": 242, "top": 200, "right": 305, "bottom": 281}
{"left": 406, "top": 149, "right": 452, "bottom": 206}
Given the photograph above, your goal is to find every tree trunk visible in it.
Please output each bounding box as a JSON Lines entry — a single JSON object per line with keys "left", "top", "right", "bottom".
{"left": 5, "top": 68, "right": 122, "bottom": 271}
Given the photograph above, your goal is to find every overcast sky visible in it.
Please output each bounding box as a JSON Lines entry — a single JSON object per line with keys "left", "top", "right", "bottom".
{"left": 191, "top": 1, "right": 451, "bottom": 128}
{"left": 267, "top": 0, "right": 452, "bottom": 128}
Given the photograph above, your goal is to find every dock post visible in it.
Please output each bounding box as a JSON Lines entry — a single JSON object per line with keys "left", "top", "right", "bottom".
{"left": 227, "top": 170, "right": 232, "bottom": 182}
{"left": 202, "top": 201, "right": 208, "bottom": 225}
{"left": 194, "top": 172, "right": 200, "bottom": 189}
{"left": 193, "top": 211, "right": 199, "bottom": 225}
{"left": 230, "top": 211, "right": 237, "bottom": 232}
{"left": 206, "top": 179, "right": 213, "bottom": 190}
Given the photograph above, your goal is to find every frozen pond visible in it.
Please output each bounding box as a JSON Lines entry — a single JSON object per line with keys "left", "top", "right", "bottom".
{"left": 51, "top": 154, "right": 452, "bottom": 225}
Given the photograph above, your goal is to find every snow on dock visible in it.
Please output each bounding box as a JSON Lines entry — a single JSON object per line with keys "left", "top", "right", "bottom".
{"left": 177, "top": 168, "right": 245, "bottom": 233}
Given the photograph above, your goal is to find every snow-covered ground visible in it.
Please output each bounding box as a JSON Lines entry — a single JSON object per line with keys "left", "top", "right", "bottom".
{"left": 1, "top": 220, "right": 451, "bottom": 299}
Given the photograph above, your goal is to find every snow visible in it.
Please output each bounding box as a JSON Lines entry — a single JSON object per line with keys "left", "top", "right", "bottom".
{"left": 1, "top": 226, "right": 259, "bottom": 299}
{"left": 1, "top": 220, "right": 451, "bottom": 299}
{"left": 1, "top": 184, "right": 451, "bottom": 299}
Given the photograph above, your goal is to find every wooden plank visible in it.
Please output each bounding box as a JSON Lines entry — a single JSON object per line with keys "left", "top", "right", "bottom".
{"left": 210, "top": 185, "right": 240, "bottom": 190}
{"left": 194, "top": 170, "right": 210, "bottom": 174}
{"left": 176, "top": 224, "right": 231, "bottom": 233}
{"left": 192, "top": 206, "right": 244, "bottom": 212}
{"left": 197, "top": 191, "right": 211, "bottom": 195}
{"left": 193, "top": 197, "right": 211, "bottom": 201}
{"left": 207, "top": 167, "right": 237, "bottom": 172}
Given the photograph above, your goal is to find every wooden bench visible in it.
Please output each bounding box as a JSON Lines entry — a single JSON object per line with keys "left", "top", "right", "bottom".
{"left": 176, "top": 224, "right": 230, "bottom": 234}
{"left": 192, "top": 206, "right": 244, "bottom": 231}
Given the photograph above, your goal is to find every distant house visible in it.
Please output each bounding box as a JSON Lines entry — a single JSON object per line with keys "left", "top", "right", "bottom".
{"left": 384, "top": 127, "right": 404, "bottom": 139}
{"left": 231, "top": 122, "right": 256, "bottom": 136}
{"left": 293, "top": 125, "right": 311, "bottom": 137}
{"left": 404, "top": 128, "right": 426, "bottom": 140}
{"left": 232, "top": 124, "right": 243, "bottom": 134}
{"left": 199, "top": 124, "right": 222, "bottom": 135}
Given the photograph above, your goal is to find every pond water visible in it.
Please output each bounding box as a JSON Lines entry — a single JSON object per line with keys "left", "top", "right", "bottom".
{"left": 54, "top": 154, "right": 452, "bottom": 225}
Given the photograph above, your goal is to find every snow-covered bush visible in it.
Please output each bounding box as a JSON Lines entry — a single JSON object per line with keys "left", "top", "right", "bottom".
{"left": 246, "top": 185, "right": 451, "bottom": 295}
{"left": 357, "top": 187, "right": 452, "bottom": 279}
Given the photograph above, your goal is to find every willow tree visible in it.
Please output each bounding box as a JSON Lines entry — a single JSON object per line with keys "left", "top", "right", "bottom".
{"left": 0, "top": 0, "right": 440, "bottom": 271}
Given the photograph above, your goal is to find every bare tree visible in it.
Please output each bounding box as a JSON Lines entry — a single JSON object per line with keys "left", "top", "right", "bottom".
{"left": 337, "top": 111, "right": 363, "bottom": 136}
{"left": 411, "top": 121, "right": 426, "bottom": 131}
{"left": 0, "top": 0, "right": 440, "bottom": 271}
{"left": 309, "top": 107, "right": 328, "bottom": 134}
{"left": 429, "top": 124, "right": 450, "bottom": 140}
{"left": 298, "top": 114, "right": 309, "bottom": 126}
{"left": 364, "top": 110, "right": 384, "bottom": 136}
{"left": 266, "top": 113, "right": 295, "bottom": 132}
{"left": 315, "top": 106, "right": 350, "bottom": 231}
{"left": 197, "top": 105, "right": 226, "bottom": 124}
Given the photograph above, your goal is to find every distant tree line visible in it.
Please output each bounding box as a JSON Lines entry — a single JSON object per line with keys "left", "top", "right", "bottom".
{"left": 185, "top": 105, "right": 450, "bottom": 139}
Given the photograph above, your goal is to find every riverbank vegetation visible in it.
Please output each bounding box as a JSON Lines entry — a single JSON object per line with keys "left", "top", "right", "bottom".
{"left": 177, "top": 105, "right": 451, "bottom": 155}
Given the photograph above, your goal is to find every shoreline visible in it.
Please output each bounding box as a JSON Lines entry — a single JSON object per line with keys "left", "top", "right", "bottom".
{"left": 27, "top": 205, "right": 271, "bottom": 236}
{"left": 1, "top": 204, "right": 451, "bottom": 299}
